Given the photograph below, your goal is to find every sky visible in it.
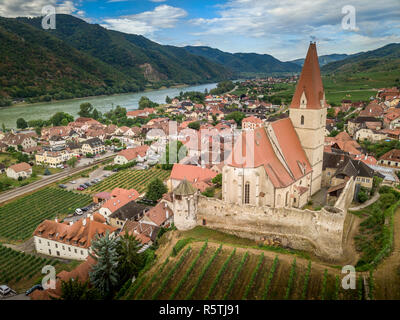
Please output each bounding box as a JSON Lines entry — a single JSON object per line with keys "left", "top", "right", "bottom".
{"left": 0, "top": 0, "right": 399, "bottom": 61}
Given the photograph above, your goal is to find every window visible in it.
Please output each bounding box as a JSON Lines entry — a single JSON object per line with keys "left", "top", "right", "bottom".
{"left": 56, "top": 251, "right": 60, "bottom": 256}
{"left": 49, "top": 249, "right": 52, "bottom": 255}
{"left": 48, "top": 242, "right": 50, "bottom": 246}
{"left": 301, "top": 115, "right": 304, "bottom": 125}
{"left": 68, "top": 247, "right": 71, "bottom": 252}
{"left": 244, "top": 183, "right": 250, "bottom": 204}
{"left": 74, "top": 249, "right": 77, "bottom": 253}
{"left": 81, "top": 250, "right": 84, "bottom": 255}
{"left": 55, "top": 244, "right": 58, "bottom": 248}
{"left": 38, "top": 239, "right": 41, "bottom": 244}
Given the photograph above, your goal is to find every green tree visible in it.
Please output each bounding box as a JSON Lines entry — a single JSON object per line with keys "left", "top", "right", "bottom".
{"left": 67, "top": 157, "right": 78, "bottom": 168}
{"left": 60, "top": 279, "right": 100, "bottom": 300}
{"left": 16, "top": 118, "right": 28, "bottom": 129}
{"left": 188, "top": 121, "right": 200, "bottom": 131}
{"left": 145, "top": 178, "right": 168, "bottom": 202}
{"left": 212, "top": 173, "right": 222, "bottom": 187}
{"left": 138, "top": 97, "right": 158, "bottom": 110}
{"left": 17, "top": 145, "right": 23, "bottom": 151}
{"left": 225, "top": 111, "right": 246, "bottom": 127}
{"left": 165, "top": 96, "right": 172, "bottom": 104}
{"left": 50, "top": 112, "right": 74, "bottom": 126}
{"left": 89, "top": 231, "right": 119, "bottom": 299}
{"left": 116, "top": 233, "right": 145, "bottom": 285}
{"left": 78, "top": 103, "right": 94, "bottom": 118}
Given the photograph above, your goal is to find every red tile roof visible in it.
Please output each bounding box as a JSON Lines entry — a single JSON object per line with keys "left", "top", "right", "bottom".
{"left": 146, "top": 202, "right": 173, "bottom": 226}
{"left": 117, "top": 145, "right": 149, "bottom": 161}
{"left": 8, "top": 162, "right": 31, "bottom": 173}
{"left": 290, "top": 43, "right": 325, "bottom": 110}
{"left": 170, "top": 164, "right": 217, "bottom": 183}
{"left": 102, "top": 188, "right": 140, "bottom": 213}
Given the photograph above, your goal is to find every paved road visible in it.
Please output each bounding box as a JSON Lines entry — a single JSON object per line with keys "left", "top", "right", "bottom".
{"left": 348, "top": 192, "right": 380, "bottom": 211}
{"left": 0, "top": 154, "right": 115, "bottom": 204}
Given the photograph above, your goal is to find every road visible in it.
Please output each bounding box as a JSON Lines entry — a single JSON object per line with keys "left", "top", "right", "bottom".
{"left": 0, "top": 153, "right": 115, "bottom": 204}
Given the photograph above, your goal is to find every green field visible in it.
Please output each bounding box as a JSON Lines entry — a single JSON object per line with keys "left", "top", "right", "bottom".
{"left": 119, "top": 240, "right": 359, "bottom": 300}
{"left": 86, "top": 169, "right": 170, "bottom": 194}
{"left": 0, "top": 188, "right": 92, "bottom": 241}
{"left": 0, "top": 244, "right": 58, "bottom": 289}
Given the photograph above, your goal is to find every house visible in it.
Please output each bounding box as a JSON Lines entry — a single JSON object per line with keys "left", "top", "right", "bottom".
{"left": 99, "top": 188, "right": 140, "bottom": 219}
{"left": 126, "top": 108, "right": 156, "bottom": 119}
{"left": 81, "top": 137, "right": 106, "bottom": 155}
{"left": 384, "top": 109, "right": 400, "bottom": 129}
{"left": 322, "top": 152, "right": 379, "bottom": 189}
{"left": 33, "top": 213, "right": 116, "bottom": 261}
{"left": 242, "top": 116, "right": 264, "bottom": 130}
{"left": 167, "top": 163, "right": 217, "bottom": 191}
{"left": 108, "top": 201, "right": 150, "bottom": 229}
{"left": 114, "top": 145, "right": 149, "bottom": 165}
{"left": 2, "top": 133, "right": 37, "bottom": 150}
{"left": 347, "top": 117, "right": 382, "bottom": 136}
{"left": 6, "top": 162, "right": 32, "bottom": 180}
{"left": 143, "top": 201, "right": 173, "bottom": 228}
{"left": 354, "top": 128, "right": 387, "bottom": 143}
{"left": 378, "top": 149, "right": 400, "bottom": 168}
{"left": 359, "top": 103, "right": 384, "bottom": 118}
{"left": 120, "top": 220, "right": 159, "bottom": 246}
{"left": 35, "top": 150, "right": 72, "bottom": 167}
{"left": 49, "top": 135, "right": 67, "bottom": 149}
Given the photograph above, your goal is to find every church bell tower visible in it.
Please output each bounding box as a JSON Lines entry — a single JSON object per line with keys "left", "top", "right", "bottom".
{"left": 289, "top": 42, "right": 327, "bottom": 195}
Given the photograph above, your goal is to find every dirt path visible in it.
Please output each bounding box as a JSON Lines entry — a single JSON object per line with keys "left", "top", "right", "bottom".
{"left": 373, "top": 207, "right": 400, "bottom": 299}
{"left": 349, "top": 193, "right": 379, "bottom": 211}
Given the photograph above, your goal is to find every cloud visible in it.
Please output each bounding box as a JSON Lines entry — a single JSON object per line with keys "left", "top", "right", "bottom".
{"left": 0, "top": 0, "right": 82, "bottom": 17}
{"left": 102, "top": 4, "right": 187, "bottom": 36}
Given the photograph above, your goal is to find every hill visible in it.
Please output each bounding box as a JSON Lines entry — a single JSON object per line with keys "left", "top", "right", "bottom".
{"left": 321, "top": 43, "right": 400, "bottom": 74}
{"left": 184, "top": 45, "right": 301, "bottom": 75}
{"left": 0, "top": 15, "right": 231, "bottom": 104}
{"left": 290, "top": 53, "right": 349, "bottom": 67}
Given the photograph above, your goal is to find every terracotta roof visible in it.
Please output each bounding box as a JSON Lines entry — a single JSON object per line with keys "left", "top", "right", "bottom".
{"left": 359, "top": 103, "right": 384, "bottom": 117}
{"left": 102, "top": 188, "right": 140, "bottom": 213}
{"left": 170, "top": 164, "right": 217, "bottom": 184}
{"left": 146, "top": 202, "right": 173, "bottom": 226}
{"left": 290, "top": 43, "right": 325, "bottom": 110}
{"left": 33, "top": 218, "right": 116, "bottom": 249}
{"left": 242, "top": 116, "right": 263, "bottom": 124}
{"left": 8, "top": 162, "right": 31, "bottom": 173}
{"left": 117, "top": 145, "right": 149, "bottom": 161}
{"left": 379, "top": 149, "right": 400, "bottom": 162}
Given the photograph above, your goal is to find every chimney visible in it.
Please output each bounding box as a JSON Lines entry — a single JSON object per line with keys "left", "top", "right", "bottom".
{"left": 55, "top": 218, "right": 58, "bottom": 223}
{"left": 166, "top": 209, "right": 169, "bottom": 219}
{"left": 82, "top": 218, "right": 87, "bottom": 226}
{"left": 69, "top": 221, "right": 74, "bottom": 226}
{"left": 90, "top": 215, "right": 94, "bottom": 221}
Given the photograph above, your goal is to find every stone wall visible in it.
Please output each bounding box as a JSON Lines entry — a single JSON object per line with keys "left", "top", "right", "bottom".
{"left": 197, "top": 178, "right": 355, "bottom": 261}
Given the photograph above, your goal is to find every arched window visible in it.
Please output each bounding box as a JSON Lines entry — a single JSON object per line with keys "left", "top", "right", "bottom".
{"left": 244, "top": 182, "right": 250, "bottom": 204}
{"left": 301, "top": 115, "right": 304, "bottom": 125}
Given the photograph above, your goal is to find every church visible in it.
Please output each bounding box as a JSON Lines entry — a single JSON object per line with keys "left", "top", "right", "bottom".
{"left": 222, "top": 42, "right": 327, "bottom": 209}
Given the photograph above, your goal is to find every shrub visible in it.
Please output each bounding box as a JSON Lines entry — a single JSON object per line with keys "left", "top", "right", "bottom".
{"left": 243, "top": 253, "right": 264, "bottom": 300}
{"left": 224, "top": 252, "right": 249, "bottom": 300}
{"left": 263, "top": 255, "right": 279, "bottom": 300}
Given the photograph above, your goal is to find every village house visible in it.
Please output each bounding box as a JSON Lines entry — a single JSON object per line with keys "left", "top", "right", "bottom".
{"left": 114, "top": 145, "right": 150, "bottom": 165}
{"left": 347, "top": 116, "right": 382, "bottom": 137}
{"left": 120, "top": 220, "right": 159, "bottom": 246}
{"left": 35, "top": 150, "right": 72, "bottom": 168}
{"left": 142, "top": 201, "right": 174, "bottom": 228}
{"left": 108, "top": 201, "right": 150, "bottom": 229}
{"left": 354, "top": 128, "right": 387, "bottom": 143}
{"left": 384, "top": 108, "right": 400, "bottom": 129}
{"left": 6, "top": 162, "right": 32, "bottom": 180}
{"left": 49, "top": 135, "right": 67, "bottom": 149}
{"left": 126, "top": 108, "right": 156, "bottom": 119}
{"left": 33, "top": 213, "right": 116, "bottom": 261}
{"left": 99, "top": 188, "right": 140, "bottom": 219}
{"left": 359, "top": 102, "right": 384, "bottom": 118}
{"left": 81, "top": 137, "right": 106, "bottom": 155}
{"left": 1, "top": 133, "right": 37, "bottom": 150}
{"left": 167, "top": 163, "right": 217, "bottom": 191}
{"left": 242, "top": 116, "right": 264, "bottom": 130}
{"left": 378, "top": 149, "right": 400, "bottom": 168}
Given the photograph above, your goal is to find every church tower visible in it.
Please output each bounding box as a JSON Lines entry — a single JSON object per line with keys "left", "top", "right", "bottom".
{"left": 289, "top": 42, "right": 327, "bottom": 195}
{"left": 172, "top": 179, "right": 198, "bottom": 231}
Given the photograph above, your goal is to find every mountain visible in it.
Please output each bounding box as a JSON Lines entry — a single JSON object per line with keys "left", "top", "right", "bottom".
{"left": 321, "top": 43, "right": 400, "bottom": 74}
{"left": 290, "top": 54, "right": 349, "bottom": 67}
{"left": 0, "top": 15, "right": 232, "bottom": 104}
{"left": 184, "top": 45, "right": 301, "bottom": 74}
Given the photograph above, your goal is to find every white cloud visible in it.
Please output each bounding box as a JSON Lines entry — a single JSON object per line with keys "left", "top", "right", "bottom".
{"left": 0, "top": 0, "right": 82, "bottom": 17}
{"left": 102, "top": 5, "right": 187, "bottom": 36}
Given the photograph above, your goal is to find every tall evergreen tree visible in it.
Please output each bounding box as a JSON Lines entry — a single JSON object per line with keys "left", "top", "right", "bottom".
{"left": 89, "top": 231, "right": 119, "bottom": 298}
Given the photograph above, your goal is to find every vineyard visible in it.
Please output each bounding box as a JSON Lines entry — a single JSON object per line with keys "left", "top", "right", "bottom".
{"left": 85, "top": 169, "right": 170, "bottom": 194}
{"left": 0, "top": 244, "right": 58, "bottom": 288}
{"left": 0, "top": 188, "right": 92, "bottom": 241}
{"left": 119, "top": 241, "right": 361, "bottom": 300}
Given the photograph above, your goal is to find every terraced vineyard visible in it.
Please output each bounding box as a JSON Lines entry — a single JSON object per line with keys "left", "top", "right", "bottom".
{"left": 86, "top": 169, "right": 170, "bottom": 194}
{"left": 0, "top": 188, "right": 92, "bottom": 241}
{"left": 120, "top": 241, "right": 360, "bottom": 300}
{"left": 0, "top": 244, "right": 58, "bottom": 287}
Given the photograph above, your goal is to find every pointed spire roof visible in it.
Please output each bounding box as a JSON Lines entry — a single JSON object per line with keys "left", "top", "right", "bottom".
{"left": 173, "top": 178, "right": 197, "bottom": 196}
{"left": 290, "top": 42, "right": 325, "bottom": 110}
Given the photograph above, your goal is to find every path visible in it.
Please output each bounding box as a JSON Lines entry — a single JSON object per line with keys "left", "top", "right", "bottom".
{"left": 348, "top": 193, "right": 379, "bottom": 211}
{"left": 0, "top": 154, "right": 114, "bottom": 204}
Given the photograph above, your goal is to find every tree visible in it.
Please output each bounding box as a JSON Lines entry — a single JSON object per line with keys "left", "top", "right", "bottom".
{"left": 67, "top": 157, "right": 78, "bottom": 168}
{"left": 225, "top": 111, "right": 246, "bottom": 126}
{"left": 78, "top": 103, "right": 94, "bottom": 118}
{"left": 89, "top": 231, "right": 119, "bottom": 299}
{"left": 44, "top": 168, "right": 51, "bottom": 175}
{"left": 16, "top": 118, "right": 28, "bottom": 129}
{"left": 188, "top": 121, "right": 200, "bottom": 131}
{"left": 138, "top": 97, "right": 158, "bottom": 110}
{"left": 116, "top": 233, "right": 145, "bottom": 285}
{"left": 60, "top": 279, "right": 100, "bottom": 300}
{"left": 202, "top": 187, "right": 215, "bottom": 197}
{"left": 165, "top": 96, "right": 172, "bottom": 104}
{"left": 50, "top": 112, "right": 74, "bottom": 126}
{"left": 145, "top": 178, "right": 168, "bottom": 202}
{"left": 212, "top": 173, "right": 222, "bottom": 187}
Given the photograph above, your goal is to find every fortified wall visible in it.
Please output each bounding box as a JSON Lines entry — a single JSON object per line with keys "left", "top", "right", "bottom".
{"left": 196, "top": 178, "right": 355, "bottom": 261}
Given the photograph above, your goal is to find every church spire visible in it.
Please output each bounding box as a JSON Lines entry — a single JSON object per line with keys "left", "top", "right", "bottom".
{"left": 290, "top": 42, "right": 326, "bottom": 110}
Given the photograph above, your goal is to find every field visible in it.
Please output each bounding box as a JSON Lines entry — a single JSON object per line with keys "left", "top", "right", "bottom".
{"left": 119, "top": 240, "right": 360, "bottom": 300}
{"left": 0, "top": 244, "right": 58, "bottom": 290}
{"left": 85, "top": 168, "right": 170, "bottom": 194}
{"left": 0, "top": 187, "right": 92, "bottom": 241}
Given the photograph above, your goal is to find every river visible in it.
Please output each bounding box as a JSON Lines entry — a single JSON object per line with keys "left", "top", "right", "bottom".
{"left": 0, "top": 83, "right": 218, "bottom": 129}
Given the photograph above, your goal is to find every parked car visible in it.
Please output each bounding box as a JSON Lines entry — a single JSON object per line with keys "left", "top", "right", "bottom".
{"left": 76, "top": 187, "right": 84, "bottom": 191}
{"left": 25, "top": 284, "right": 43, "bottom": 296}
{"left": 90, "top": 180, "right": 97, "bottom": 184}
{"left": 84, "top": 182, "right": 92, "bottom": 187}
{"left": 0, "top": 285, "right": 11, "bottom": 296}
{"left": 56, "top": 164, "right": 64, "bottom": 169}
{"left": 70, "top": 181, "right": 76, "bottom": 184}
{"left": 75, "top": 208, "right": 83, "bottom": 215}
{"left": 79, "top": 184, "right": 88, "bottom": 189}
{"left": 58, "top": 184, "right": 67, "bottom": 189}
